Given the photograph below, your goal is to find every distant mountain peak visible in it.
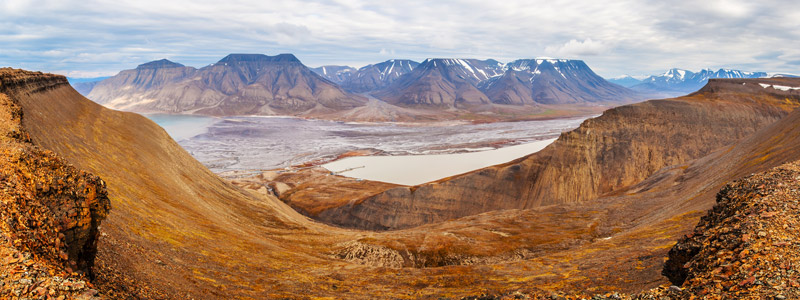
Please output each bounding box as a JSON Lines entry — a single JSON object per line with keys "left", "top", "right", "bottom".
{"left": 136, "top": 59, "right": 184, "bottom": 69}
{"left": 217, "top": 53, "right": 301, "bottom": 64}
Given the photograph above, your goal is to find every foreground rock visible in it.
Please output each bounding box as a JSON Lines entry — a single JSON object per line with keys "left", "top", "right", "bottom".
{"left": 663, "top": 161, "right": 800, "bottom": 298}
{"left": 0, "top": 68, "right": 110, "bottom": 299}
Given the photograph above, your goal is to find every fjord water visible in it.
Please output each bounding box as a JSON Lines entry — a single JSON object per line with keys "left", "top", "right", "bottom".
{"left": 322, "top": 138, "right": 557, "bottom": 185}
{"left": 145, "top": 114, "right": 589, "bottom": 177}
{"left": 143, "top": 113, "right": 219, "bottom": 141}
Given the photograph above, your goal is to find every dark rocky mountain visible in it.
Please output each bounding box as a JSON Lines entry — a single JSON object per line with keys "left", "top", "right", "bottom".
{"left": 632, "top": 68, "right": 769, "bottom": 96}
{"left": 371, "top": 58, "right": 504, "bottom": 107}
{"left": 86, "top": 54, "right": 366, "bottom": 116}
{"left": 480, "top": 59, "right": 641, "bottom": 104}
{"left": 340, "top": 59, "right": 418, "bottom": 93}
{"left": 310, "top": 65, "right": 356, "bottom": 84}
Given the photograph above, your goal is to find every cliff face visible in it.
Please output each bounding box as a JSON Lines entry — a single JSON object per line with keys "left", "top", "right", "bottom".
{"left": 316, "top": 78, "right": 800, "bottom": 230}
{"left": 0, "top": 69, "right": 110, "bottom": 298}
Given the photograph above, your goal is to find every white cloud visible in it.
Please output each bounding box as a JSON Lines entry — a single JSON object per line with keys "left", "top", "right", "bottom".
{"left": 1, "top": 0, "right": 799, "bottom": 77}
{"left": 544, "top": 39, "right": 610, "bottom": 57}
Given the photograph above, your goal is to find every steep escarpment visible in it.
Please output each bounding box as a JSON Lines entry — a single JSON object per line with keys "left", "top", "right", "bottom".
{"left": 0, "top": 69, "right": 110, "bottom": 298}
{"left": 316, "top": 78, "right": 800, "bottom": 230}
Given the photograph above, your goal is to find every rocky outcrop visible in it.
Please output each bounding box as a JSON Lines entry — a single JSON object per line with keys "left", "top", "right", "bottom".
{"left": 315, "top": 78, "right": 800, "bottom": 230}
{"left": 0, "top": 69, "right": 110, "bottom": 298}
{"left": 662, "top": 160, "right": 800, "bottom": 298}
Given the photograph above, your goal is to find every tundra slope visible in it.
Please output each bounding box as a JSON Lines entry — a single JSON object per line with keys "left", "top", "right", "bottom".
{"left": 4, "top": 68, "right": 800, "bottom": 298}
{"left": 313, "top": 78, "right": 800, "bottom": 230}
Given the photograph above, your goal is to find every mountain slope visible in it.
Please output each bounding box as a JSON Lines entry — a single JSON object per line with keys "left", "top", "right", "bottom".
{"left": 312, "top": 78, "right": 800, "bottom": 230}
{"left": 481, "top": 59, "right": 640, "bottom": 104}
{"left": 341, "top": 59, "right": 418, "bottom": 93}
{"left": 372, "top": 58, "right": 502, "bottom": 107}
{"left": 87, "top": 54, "right": 367, "bottom": 116}
{"left": 310, "top": 65, "right": 356, "bottom": 84}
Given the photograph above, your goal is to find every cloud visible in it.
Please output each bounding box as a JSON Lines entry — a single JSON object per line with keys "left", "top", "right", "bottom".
{"left": 544, "top": 39, "right": 610, "bottom": 57}
{"left": 0, "top": 0, "right": 799, "bottom": 77}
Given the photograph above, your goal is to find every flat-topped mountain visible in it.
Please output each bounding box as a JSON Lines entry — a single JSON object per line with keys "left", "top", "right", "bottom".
{"left": 84, "top": 55, "right": 650, "bottom": 120}
{"left": 87, "top": 54, "right": 366, "bottom": 116}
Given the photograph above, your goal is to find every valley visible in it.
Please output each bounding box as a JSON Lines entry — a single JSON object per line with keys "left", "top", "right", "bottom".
{"left": 4, "top": 69, "right": 800, "bottom": 299}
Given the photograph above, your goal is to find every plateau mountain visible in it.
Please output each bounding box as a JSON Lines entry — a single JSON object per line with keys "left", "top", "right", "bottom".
{"left": 87, "top": 54, "right": 367, "bottom": 116}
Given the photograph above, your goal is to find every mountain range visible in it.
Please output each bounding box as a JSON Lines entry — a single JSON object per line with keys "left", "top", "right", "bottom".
{"left": 87, "top": 54, "right": 366, "bottom": 116}
{"left": 79, "top": 54, "right": 647, "bottom": 120}
{"left": 608, "top": 68, "right": 780, "bottom": 96}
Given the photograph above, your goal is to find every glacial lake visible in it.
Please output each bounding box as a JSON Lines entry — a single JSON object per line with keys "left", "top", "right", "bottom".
{"left": 144, "top": 114, "right": 590, "bottom": 183}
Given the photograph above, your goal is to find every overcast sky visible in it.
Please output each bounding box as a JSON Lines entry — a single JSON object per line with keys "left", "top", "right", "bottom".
{"left": 2, "top": 0, "right": 799, "bottom": 78}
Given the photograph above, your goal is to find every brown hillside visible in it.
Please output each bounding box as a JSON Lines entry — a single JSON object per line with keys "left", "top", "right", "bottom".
{"left": 4, "top": 68, "right": 800, "bottom": 299}
{"left": 314, "top": 78, "right": 800, "bottom": 230}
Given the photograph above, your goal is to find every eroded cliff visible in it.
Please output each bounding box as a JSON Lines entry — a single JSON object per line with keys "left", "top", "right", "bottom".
{"left": 0, "top": 69, "right": 110, "bottom": 298}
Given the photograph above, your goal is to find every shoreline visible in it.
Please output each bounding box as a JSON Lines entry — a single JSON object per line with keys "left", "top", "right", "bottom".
{"left": 321, "top": 138, "right": 557, "bottom": 186}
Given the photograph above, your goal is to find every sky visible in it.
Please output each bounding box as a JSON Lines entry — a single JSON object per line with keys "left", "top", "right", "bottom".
{"left": 1, "top": 0, "right": 799, "bottom": 78}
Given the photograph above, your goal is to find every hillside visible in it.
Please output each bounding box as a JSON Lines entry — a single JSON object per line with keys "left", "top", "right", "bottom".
{"left": 4, "top": 68, "right": 800, "bottom": 299}
{"left": 305, "top": 78, "right": 800, "bottom": 230}
{"left": 87, "top": 54, "right": 367, "bottom": 116}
